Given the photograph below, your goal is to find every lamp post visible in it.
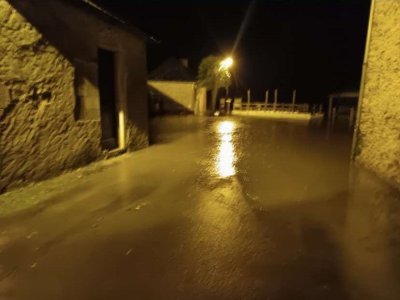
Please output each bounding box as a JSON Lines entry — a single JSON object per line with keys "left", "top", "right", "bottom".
{"left": 218, "top": 57, "right": 234, "bottom": 114}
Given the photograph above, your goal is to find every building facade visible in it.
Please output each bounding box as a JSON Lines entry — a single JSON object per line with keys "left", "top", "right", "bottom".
{"left": 354, "top": 0, "right": 400, "bottom": 186}
{"left": 148, "top": 58, "right": 206, "bottom": 116}
{"left": 0, "top": 0, "right": 149, "bottom": 192}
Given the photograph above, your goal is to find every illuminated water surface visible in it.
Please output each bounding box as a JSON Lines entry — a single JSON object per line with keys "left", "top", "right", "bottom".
{"left": 216, "top": 121, "right": 236, "bottom": 178}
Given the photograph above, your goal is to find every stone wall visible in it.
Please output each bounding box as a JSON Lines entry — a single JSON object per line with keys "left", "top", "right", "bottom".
{"left": 355, "top": 0, "right": 400, "bottom": 186}
{"left": 0, "top": 0, "right": 148, "bottom": 192}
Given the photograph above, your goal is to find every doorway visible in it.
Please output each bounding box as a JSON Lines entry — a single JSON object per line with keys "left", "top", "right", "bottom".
{"left": 98, "top": 48, "right": 118, "bottom": 150}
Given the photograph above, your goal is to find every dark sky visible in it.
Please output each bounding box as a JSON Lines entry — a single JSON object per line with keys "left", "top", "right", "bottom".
{"left": 96, "top": 0, "right": 371, "bottom": 103}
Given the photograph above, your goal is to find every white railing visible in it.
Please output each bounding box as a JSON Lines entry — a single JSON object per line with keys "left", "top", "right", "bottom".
{"left": 233, "top": 102, "right": 310, "bottom": 113}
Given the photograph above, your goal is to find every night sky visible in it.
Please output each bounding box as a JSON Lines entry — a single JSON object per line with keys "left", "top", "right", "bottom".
{"left": 96, "top": 0, "right": 371, "bottom": 103}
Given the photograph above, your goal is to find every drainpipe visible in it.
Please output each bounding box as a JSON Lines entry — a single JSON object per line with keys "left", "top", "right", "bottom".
{"left": 351, "top": 0, "right": 376, "bottom": 161}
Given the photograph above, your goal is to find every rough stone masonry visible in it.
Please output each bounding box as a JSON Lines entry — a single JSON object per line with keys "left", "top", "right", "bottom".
{"left": 355, "top": 0, "right": 400, "bottom": 186}
{"left": 0, "top": 0, "right": 149, "bottom": 193}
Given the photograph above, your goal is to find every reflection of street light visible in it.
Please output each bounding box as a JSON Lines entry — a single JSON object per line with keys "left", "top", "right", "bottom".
{"left": 216, "top": 121, "right": 236, "bottom": 178}
{"left": 219, "top": 57, "right": 234, "bottom": 70}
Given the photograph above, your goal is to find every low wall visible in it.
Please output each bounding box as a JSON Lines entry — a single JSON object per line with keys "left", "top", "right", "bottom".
{"left": 232, "top": 110, "right": 323, "bottom": 121}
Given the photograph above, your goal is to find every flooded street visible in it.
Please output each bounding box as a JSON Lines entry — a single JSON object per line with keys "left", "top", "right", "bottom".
{"left": 0, "top": 116, "right": 400, "bottom": 299}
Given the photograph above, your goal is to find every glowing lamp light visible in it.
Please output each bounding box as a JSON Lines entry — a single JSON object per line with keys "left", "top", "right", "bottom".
{"left": 219, "top": 57, "right": 234, "bottom": 70}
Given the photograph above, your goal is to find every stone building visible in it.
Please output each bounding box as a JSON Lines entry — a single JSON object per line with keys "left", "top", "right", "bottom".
{"left": 0, "top": 0, "right": 149, "bottom": 192}
{"left": 148, "top": 58, "right": 207, "bottom": 116}
{"left": 354, "top": 0, "right": 400, "bottom": 186}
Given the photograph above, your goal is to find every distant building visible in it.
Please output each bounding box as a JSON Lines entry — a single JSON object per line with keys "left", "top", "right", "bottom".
{"left": 148, "top": 57, "right": 206, "bottom": 116}
{"left": 327, "top": 91, "right": 359, "bottom": 128}
{"left": 354, "top": 0, "right": 400, "bottom": 186}
{"left": 0, "top": 0, "right": 149, "bottom": 192}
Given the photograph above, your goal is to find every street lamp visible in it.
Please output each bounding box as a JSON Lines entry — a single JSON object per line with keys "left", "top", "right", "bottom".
{"left": 218, "top": 57, "right": 234, "bottom": 114}
{"left": 219, "top": 57, "right": 234, "bottom": 70}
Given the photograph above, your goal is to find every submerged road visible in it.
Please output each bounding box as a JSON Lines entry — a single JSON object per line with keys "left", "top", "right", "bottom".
{"left": 0, "top": 116, "right": 400, "bottom": 299}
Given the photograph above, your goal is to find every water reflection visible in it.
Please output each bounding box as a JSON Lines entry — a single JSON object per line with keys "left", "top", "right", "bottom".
{"left": 216, "top": 121, "right": 236, "bottom": 178}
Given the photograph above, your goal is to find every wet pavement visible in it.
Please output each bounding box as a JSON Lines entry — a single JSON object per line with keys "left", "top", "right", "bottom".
{"left": 0, "top": 116, "right": 400, "bottom": 299}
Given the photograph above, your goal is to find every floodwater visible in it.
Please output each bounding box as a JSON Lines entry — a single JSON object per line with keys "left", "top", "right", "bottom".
{"left": 0, "top": 116, "right": 399, "bottom": 299}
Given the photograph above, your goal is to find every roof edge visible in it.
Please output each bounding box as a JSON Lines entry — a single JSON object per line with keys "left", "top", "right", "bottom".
{"left": 78, "top": 0, "right": 153, "bottom": 41}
